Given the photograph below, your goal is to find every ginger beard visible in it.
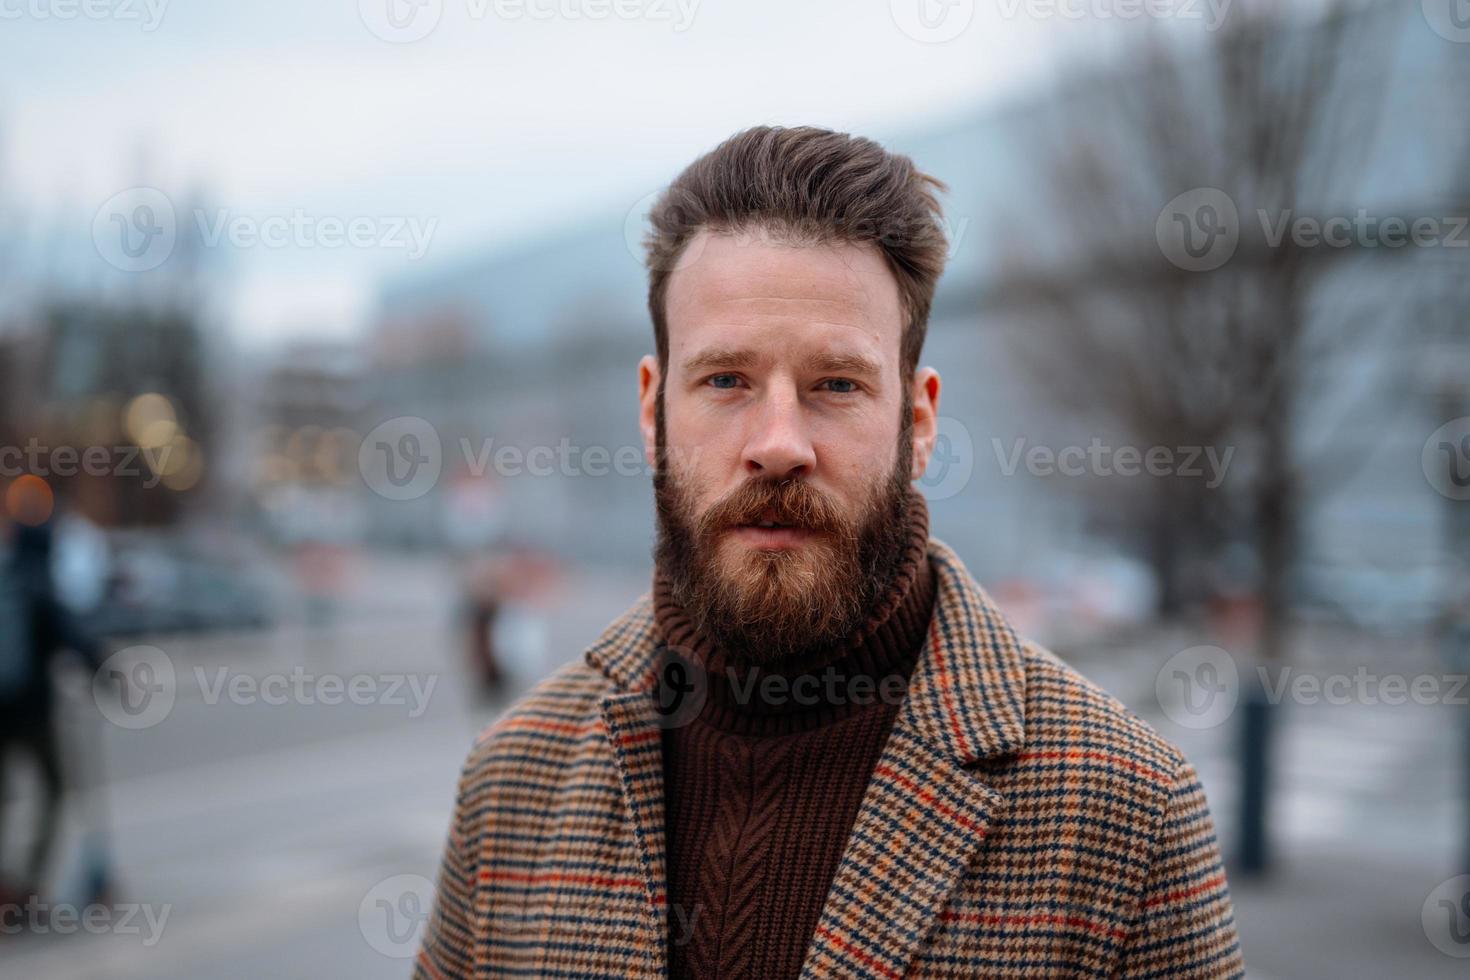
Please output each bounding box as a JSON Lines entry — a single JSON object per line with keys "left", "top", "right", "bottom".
{"left": 653, "top": 385, "right": 915, "bottom": 667}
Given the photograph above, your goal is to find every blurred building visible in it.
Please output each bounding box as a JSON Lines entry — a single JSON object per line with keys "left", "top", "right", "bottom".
{"left": 249, "top": 340, "right": 369, "bottom": 545}
{"left": 2, "top": 301, "right": 213, "bottom": 528}
{"left": 362, "top": 7, "right": 1460, "bottom": 634}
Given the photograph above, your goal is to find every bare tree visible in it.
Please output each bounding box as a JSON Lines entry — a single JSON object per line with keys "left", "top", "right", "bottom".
{"left": 989, "top": 0, "right": 1452, "bottom": 874}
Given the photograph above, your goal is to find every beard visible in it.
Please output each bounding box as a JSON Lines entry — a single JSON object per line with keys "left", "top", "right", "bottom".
{"left": 652, "top": 389, "right": 915, "bottom": 667}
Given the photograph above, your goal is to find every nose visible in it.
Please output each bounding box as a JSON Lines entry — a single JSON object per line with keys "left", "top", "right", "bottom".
{"left": 742, "top": 384, "right": 816, "bottom": 480}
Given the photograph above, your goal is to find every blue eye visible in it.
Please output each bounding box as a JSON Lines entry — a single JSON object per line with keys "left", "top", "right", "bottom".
{"left": 823, "top": 378, "right": 857, "bottom": 393}
{"left": 708, "top": 374, "right": 740, "bottom": 389}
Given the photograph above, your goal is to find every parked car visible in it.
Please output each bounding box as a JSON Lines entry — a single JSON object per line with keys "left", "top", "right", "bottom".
{"left": 87, "top": 534, "right": 275, "bottom": 638}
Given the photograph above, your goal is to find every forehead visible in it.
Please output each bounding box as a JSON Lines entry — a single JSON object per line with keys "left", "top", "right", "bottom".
{"left": 663, "top": 227, "right": 903, "bottom": 365}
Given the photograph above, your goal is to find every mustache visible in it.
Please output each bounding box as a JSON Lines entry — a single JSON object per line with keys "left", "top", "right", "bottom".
{"left": 697, "top": 479, "right": 845, "bottom": 536}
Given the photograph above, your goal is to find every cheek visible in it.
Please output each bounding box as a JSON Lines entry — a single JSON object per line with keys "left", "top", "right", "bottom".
{"left": 663, "top": 413, "right": 727, "bottom": 507}
{"left": 665, "top": 395, "right": 738, "bottom": 471}
{"left": 817, "top": 414, "right": 901, "bottom": 470}
{"left": 815, "top": 437, "right": 897, "bottom": 512}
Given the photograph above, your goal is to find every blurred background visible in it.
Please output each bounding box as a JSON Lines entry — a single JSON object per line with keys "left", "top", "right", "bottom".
{"left": 1, "top": 0, "right": 1467, "bottom": 977}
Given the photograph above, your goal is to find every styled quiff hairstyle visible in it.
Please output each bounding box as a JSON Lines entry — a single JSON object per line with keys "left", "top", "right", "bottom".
{"left": 644, "top": 125, "right": 949, "bottom": 381}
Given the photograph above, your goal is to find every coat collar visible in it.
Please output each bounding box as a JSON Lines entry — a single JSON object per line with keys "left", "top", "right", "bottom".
{"left": 583, "top": 536, "right": 1029, "bottom": 978}
{"left": 584, "top": 536, "right": 1028, "bottom": 765}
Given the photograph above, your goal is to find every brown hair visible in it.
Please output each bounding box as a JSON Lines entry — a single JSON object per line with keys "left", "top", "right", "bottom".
{"left": 644, "top": 125, "right": 949, "bottom": 381}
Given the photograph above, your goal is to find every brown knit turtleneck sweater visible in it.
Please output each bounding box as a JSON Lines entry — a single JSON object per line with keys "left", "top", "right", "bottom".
{"left": 653, "top": 489, "right": 936, "bottom": 980}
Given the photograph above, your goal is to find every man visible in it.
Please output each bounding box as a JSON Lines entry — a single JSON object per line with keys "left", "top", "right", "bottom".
{"left": 414, "top": 126, "right": 1243, "bottom": 978}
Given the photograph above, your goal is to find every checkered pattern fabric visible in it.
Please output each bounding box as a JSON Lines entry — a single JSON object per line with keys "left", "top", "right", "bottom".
{"left": 414, "top": 538, "right": 1244, "bottom": 978}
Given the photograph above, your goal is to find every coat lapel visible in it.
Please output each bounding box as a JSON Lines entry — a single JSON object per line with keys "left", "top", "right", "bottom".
{"left": 584, "top": 537, "right": 1029, "bottom": 980}
{"left": 586, "top": 602, "right": 669, "bottom": 978}
{"left": 798, "top": 538, "right": 1029, "bottom": 978}
{"left": 599, "top": 689, "right": 669, "bottom": 978}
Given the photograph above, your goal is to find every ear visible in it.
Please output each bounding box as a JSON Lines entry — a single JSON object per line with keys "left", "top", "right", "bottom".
{"left": 908, "top": 367, "right": 941, "bottom": 482}
{"left": 638, "top": 354, "right": 661, "bottom": 470}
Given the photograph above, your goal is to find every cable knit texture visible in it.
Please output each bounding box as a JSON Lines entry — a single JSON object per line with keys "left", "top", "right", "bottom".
{"left": 655, "top": 488, "right": 936, "bottom": 980}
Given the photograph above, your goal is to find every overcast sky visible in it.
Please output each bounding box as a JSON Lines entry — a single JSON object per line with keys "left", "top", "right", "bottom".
{"left": 0, "top": 0, "right": 1221, "bottom": 346}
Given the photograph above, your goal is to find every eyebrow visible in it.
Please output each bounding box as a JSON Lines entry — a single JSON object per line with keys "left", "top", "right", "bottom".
{"left": 682, "top": 346, "right": 883, "bottom": 378}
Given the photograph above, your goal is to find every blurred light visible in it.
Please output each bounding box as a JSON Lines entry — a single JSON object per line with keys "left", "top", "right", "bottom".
{"left": 5, "top": 474, "right": 55, "bottom": 526}
{"left": 313, "top": 427, "right": 361, "bottom": 484}
{"left": 137, "top": 418, "right": 180, "bottom": 450}
{"left": 285, "top": 425, "right": 322, "bottom": 470}
{"left": 162, "top": 438, "right": 205, "bottom": 492}
{"left": 255, "top": 453, "right": 297, "bottom": 487}
{"left": 153, "top": 434, "right": 198, "bottom": 478}
{"left": 124, "top": 393, "right": 178, "bottom": 448}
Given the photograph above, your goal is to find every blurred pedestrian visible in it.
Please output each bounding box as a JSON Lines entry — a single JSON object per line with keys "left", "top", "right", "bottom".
{"left": 460, "top": 553, "right": 507, "bottom": 700}
{"left": 0, "top": 515, "right": 107, "bottom": 902}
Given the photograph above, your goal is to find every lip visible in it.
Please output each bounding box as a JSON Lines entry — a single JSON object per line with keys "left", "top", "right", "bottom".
{"left": 728, "top": 524, "right": 814, "bottom": 549}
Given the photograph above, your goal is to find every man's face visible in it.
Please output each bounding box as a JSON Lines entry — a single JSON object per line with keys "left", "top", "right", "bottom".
{"left": 638, "top": 226, "right": 941, "bottom": 664}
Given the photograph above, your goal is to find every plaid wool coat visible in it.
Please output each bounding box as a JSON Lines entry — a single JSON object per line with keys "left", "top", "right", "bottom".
{"left": 414, "top": 539, "right": 1244, "bottom": 978}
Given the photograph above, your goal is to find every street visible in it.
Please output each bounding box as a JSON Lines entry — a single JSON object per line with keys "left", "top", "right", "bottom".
{"left": 2, "top": 557, "right": 1465, "bottom": 979}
